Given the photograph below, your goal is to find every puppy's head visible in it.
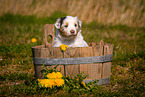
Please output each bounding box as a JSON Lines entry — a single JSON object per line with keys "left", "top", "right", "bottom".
{"left": 54, "top": 16, "right": 82, "bottom": 39}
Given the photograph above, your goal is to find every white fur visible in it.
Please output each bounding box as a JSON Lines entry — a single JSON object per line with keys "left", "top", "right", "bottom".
{"left": 53, "top": 16, "right": 88, "bottom": 47}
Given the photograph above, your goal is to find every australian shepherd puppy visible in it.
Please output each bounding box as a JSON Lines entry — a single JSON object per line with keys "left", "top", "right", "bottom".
{"left": 53, "top": 16, "right": 88, "bottom": 47}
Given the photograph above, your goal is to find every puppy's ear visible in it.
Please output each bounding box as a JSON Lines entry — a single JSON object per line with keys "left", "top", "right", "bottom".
{"left": 75, "top": 16, "right": 82, "bottom": 28}
{"left": 54, "top": 18, "right": 61, "bottom": 29}
{"left": 78, "top": 19, "right": 82, "bottom": 28}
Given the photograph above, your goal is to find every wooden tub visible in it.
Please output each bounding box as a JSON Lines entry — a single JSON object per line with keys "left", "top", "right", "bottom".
{"left": 32, "top": 24, "right": 113, "bottom": 85}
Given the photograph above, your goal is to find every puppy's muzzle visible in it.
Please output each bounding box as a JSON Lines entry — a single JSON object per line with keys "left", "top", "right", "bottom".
{"left": 70, "top": 30, "right": 75, "bottom": 35}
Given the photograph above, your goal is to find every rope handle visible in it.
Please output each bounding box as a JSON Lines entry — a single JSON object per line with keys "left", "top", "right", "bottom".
{"left": 43, "top": 24, "right": 55, "bottom": 48}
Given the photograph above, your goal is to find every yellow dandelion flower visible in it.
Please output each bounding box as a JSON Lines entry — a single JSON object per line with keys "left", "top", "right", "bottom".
{"left": 47, "top": 79, "right": 56, "bottom": 88}
{"left": 47, "top": 72, "right": 57, "bottom": 79}
{"left": 76, "top": 78, "right": 79, "bottom": 81}
{"left": 38, "top": 79, "right": 40, "bottom": 82}
{"left": 38, "top": 79, "right": 56, "bottom": 88}
{"left": 56, "top": 72, "right": 63, "bottom": 79}
{"left": 60, "top": 44, "right": 68, "bottom": 51}
{"left": 81, "top": 81, "right": 86, "bottom": 87}
{"left": 38, "top": 79, "right": 48, "bottom": 87}
{"left": 54, "top": 79, "right": 65, "bottom": 87}
{"left": 31, "top": 38, "right": 37, "bottom": 43}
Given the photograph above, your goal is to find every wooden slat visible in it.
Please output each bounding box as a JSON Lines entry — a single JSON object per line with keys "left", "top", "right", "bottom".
{"left": 92, "top": 45, "right": 102, "bottom": 79}
{"left": 102, "top": 44, "right": 113, "bottom": 78}
{"left": 80, "top": 47, "right": 93, "bottom": 79}
{"left": 43, "top": 24, "right": 55, "bottom": 48}
{"left": 64, "top": 48, "right": 81, "bottom": 77}
{"left": 32, "top": 47, "right": 42, "bottom": 79}
{"left": 50, "top": 47, "right": 64, "bottom": 75}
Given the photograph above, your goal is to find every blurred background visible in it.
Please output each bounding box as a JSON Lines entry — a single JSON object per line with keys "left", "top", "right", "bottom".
{"left": 0, "top": 0, "right": 145, "bottom": 27}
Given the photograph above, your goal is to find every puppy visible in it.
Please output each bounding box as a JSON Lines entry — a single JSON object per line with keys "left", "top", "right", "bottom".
{"left": 53, "top": 16, "right": 88, "bottom": 47}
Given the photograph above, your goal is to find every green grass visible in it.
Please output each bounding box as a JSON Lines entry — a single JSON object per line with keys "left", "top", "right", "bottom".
{"left": 0, "top": 12, "right": 145, "bottom": 96}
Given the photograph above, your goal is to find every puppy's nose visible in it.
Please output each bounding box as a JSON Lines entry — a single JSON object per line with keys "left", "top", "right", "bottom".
{"left": 70, "top": 30, "right": 75, "bottom": 34}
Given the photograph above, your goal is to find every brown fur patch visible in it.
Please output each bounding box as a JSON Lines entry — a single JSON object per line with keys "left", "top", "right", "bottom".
{"left": 59, "top": 27, "right": 79, "bottom": 39}
{"left": 60, "top": 27, "right": 68, "bottom": 37}
{"left": 65, "top": 22, "right": 69, "bottom": 27}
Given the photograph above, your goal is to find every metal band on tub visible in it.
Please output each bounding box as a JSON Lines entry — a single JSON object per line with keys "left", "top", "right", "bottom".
{"left": 33, "top": 54, "right": 113, "bottom": 65}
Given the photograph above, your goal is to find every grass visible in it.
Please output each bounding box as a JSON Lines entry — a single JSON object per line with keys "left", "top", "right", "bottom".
{"left": 0, "top": 12, "right": 145, "bottom": 96}
{"left": 0, "top": 0, "right": 145, "bottom": 27}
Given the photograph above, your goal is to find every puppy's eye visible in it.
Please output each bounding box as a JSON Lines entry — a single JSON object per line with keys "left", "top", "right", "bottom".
{"left": 64, "top": 25, "right": 68, "bottom": 28}
{"left": 74, "top": 24, "right": 77, "bottom": 27}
